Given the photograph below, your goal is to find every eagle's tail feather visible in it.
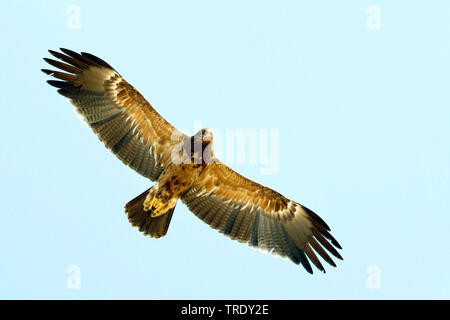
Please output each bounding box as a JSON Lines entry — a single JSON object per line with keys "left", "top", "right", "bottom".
{"left": 125, "top": 188, "right": 175, "bottom": 238}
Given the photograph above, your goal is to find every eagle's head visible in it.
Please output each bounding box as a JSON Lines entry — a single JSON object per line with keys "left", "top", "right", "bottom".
{"left": 194, "top": 128, "right": 214, "bottom": 145}
{"left": 193, "top": 128, "right": 215, "bottom": 164}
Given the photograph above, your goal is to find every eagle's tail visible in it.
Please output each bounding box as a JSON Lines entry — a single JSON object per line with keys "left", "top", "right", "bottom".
{"left": 125, "top": 188, "right": 175, "bottom": 238}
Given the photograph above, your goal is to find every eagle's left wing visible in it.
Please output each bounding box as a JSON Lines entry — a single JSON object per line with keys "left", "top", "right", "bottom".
{"left": 182, "top": 160, "right": 343, "bottom": 273}
{"left": 42, "top": 48, "right": 188, "bottom": 181}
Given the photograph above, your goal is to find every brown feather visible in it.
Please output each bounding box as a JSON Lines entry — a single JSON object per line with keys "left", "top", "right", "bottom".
{"left": 81, "top": 52, "right": 115, "bottom": 70}
{"left": 311, "top": 219, "right": 342, "bottom": 249}
{"left": 41, "top": 69, "right": 78, "bottom": 82}
{"left": 312, "top": 229, "right": 343, "bottom": 260}
{"left": 60, "top": 48, "right": 98, "bottom": 66}
{"left": 43, "top": 58, "right": 82, "bottom": 74}
{"left": 309, "top": 237, "right": 336, "bottom": 267}
{"left": 48, "top": 50, "right": 89, "bottom": 69}
{"left": 304, "top": 243, "right": 325, "bottom": 272}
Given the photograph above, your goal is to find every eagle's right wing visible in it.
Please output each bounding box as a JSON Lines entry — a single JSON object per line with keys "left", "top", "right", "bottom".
{"left": 42, "top": 48, "right": 187, "bottom": 181}
{"left": 182, "top": 160, "right": 343, "bottom": 274}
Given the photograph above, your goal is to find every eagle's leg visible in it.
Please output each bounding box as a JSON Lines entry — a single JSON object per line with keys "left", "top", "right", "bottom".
{"left": 144, "top": 197, "right": 165, "bottom": 218}
{"left": 143, "top": 161, "right": 206, "bottom": 218}
{"left": 143, "top": 190, "right": 165, "bottom": 218}
{"left": 142, "top": 183, "right": 179, "bottom": 218}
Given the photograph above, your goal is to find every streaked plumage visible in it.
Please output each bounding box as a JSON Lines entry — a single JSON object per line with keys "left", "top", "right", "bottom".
{"left": 43, "top": 48, "right": 343, "bottom": 273}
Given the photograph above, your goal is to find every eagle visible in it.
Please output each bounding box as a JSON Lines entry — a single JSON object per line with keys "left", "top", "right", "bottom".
{"left": 42, "top": 48, "right": 343, "bottom": 274}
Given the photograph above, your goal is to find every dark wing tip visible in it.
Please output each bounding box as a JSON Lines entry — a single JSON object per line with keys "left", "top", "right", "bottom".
{"left": 81, "top": 52, "right": 114, "bottom": 70}
{"left": 41, "top": 69, "right": 53, "bottom": 75}
{"left": 46, "top": 80, "right": 80, "bottom": 94}
{"left": 59, "top": 47, "right": 78, "bottom": 57}
{"left": 299, "top": 250, "right": 314, "bottom": 274}
{"left": 47, "top": 80, "right": 68, "bottom": 88}
{"left": 58, "top": 48, "right": 112, "bottom": 69}
{"left": 328, "top": 234, "right": 343, "bottom": 250}
{"left": 47, "top": 49, "right": 57, "bottom": 57}
{"left": 57, "top": 89, "right": 74, "bottom": 98}
{"left": 302, "top": 205, "right": 331, "bottom": 231}
{"left": 45, "top": 49, "right": 90, "bottom": 70}
{"left": 302, "top": 204, "right": 343, "bottom": 252}
{"left": 280, "top": 224, "right": 315, "bottom": 274}
{"left": 48, "top": 49, "right": 59, "bottom": 57}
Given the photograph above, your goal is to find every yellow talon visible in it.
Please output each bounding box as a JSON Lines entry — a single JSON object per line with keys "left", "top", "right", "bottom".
{"left": 148, "top": 198, "right": 166, "bottom": 217}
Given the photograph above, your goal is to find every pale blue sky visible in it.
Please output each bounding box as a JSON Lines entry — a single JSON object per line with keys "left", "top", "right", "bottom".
{"left": 0, "top": 1, "right": 449, "bottom": 299}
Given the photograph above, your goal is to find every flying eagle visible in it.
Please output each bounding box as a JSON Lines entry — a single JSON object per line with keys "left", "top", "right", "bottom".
{"left": 42, "top": 48, "right": 343, "bottom": 274}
